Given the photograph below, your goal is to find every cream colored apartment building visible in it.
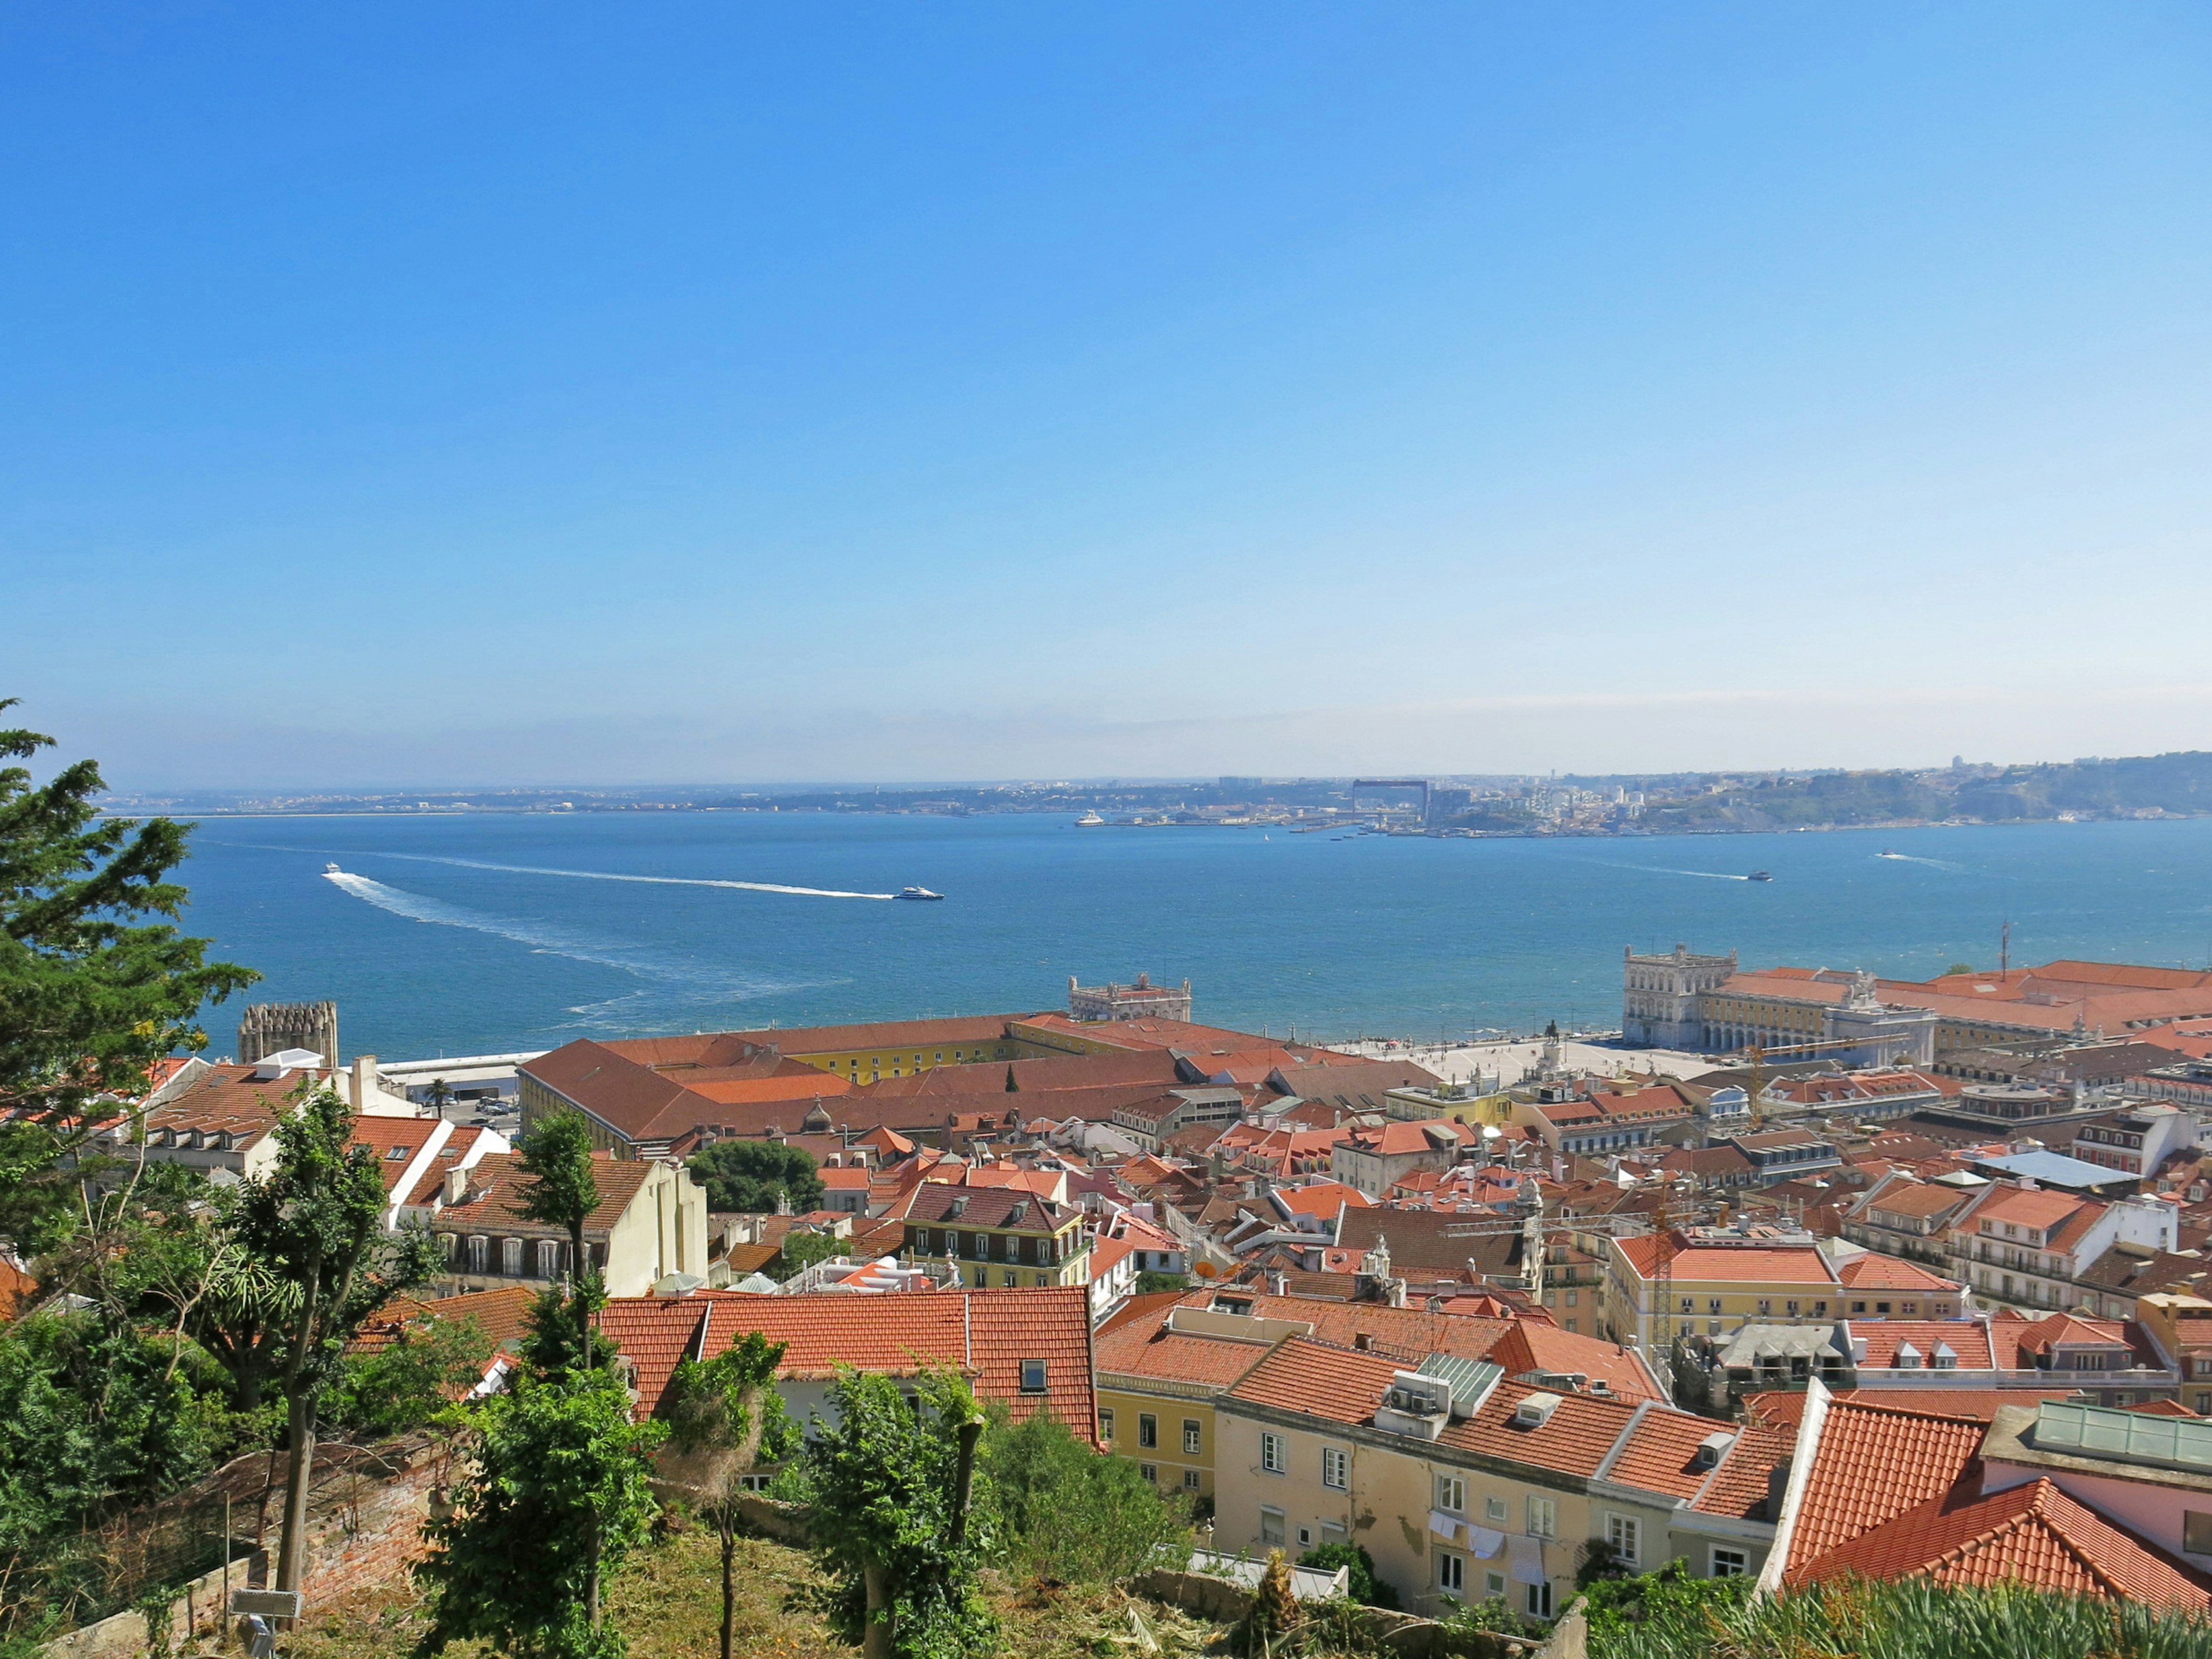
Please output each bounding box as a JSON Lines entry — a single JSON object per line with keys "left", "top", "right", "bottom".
{"left": 1212, "top": 1339, "right": 1786, "bottom": 1619}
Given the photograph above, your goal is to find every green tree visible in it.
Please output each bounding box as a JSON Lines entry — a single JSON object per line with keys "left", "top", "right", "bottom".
{"left": 0, "top": 1309, "right": 213, "bottom": 1630}
{"left": 518, "top": 1282, "right": 618, "bottom": 1379}
{"left": 415, "top": 1366, "right": 665, "bottom": 1659}
{"left": 517, "top": 1111, "right": 601, "bottom": 1368}
{"left": 0, "top": 702, "right": 256, "bottom": 1257}
{"left": 329, "top": 1312, "right": 495, "bottom": 1441}
{"left": 687, "top": 1140, "right": 823, "bottom": 1214}
{"left": 231, "top": 1085, "right": 440, "bottom": 1592}
{"left": 660, "top": 1332, "right": 798, "bottom": 1659}
{"left": 774, "top": 1229, "right": 845, "bottom": 1283}
{"left": 979, "top": 1405, "right": 1190, "bottom": 1586}
{"left": 1134, "top": 1270, "right": 1193, "bottom": 1296}
{"left": 804, "top": 1368, "right": 995, "bottom": 1659}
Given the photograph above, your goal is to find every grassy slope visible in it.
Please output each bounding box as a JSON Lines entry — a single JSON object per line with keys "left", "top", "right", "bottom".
{"left": 284, "top": 1526, "right": 1241, "bottom": 1659}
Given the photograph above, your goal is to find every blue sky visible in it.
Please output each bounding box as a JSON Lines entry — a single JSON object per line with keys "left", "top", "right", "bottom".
{"left": 7, "top": 4, "right": 2210, "bottom": 787}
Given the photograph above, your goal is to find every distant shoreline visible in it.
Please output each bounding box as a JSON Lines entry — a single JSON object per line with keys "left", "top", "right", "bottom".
{"left": 103, "top": 805, "right": 2209, "bottom": 837}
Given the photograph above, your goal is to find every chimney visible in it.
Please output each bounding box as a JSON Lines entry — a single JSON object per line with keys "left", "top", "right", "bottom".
{"left": 1270, "top": 1270, "right": 1288, "bottom": 1296}
{"left": 443, "top": 1166, "right": 468, "bottom": 1206}
{"left": 351, "top": 1054, "right": 378, "bottom": 1110}
{"left": 1764, "top": 1458, "right": 1793, "bottom": 1522}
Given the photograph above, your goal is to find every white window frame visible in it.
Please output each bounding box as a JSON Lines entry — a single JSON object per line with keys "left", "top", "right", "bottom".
{"left": 1437, "top": 1550, "right": 1464, "bottom": 1594}
{"left": 1437, "top": 1474, "right": 1465, "bottom": 1513}
{"left": 1605, "top": 1513, "right": 1639, "bottom": 1567}
{"left": 1321, "top": 1446, "right": 1349, "bottom": 1490}
{"left": 1711, "top": 1546, "right": 1749, "bottom": 1578}
{"left": 1527, "top": 1580, "right": 1552, "bottom": 1619}
{"left": 1485, "top": 1570, "right": 1507, "bottom": 1598}
{"left": 1527, "top": 1495, "right": 1556, "bottom": 1539}
{"left": 1260, "top": 1432, "right": 1286, "bottom": 1474}
{"left": 1484, "top": 1495, "right": 1508, "bottom": 1522}
{"left": 1259, "top": 1506, "right": 1286, "bottom": 1547}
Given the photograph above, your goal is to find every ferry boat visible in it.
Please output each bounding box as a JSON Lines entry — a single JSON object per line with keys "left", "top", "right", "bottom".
{"left": 324, "top": 862, "right": 342, "bottom": 874}
{"left": 1075, "top": 811, "right": 1105, "bottom": 826}
{"left": 1747, "top": 870, "right": 1773, "bottom": 882}
{"left": 896, "top": 886, "right": 945, "bottom": 902}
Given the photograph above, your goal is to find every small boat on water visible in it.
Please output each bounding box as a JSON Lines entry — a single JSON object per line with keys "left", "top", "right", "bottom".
{"left": 324, "top": 862, "right": 342, "bottom": 874}
{"left": 896, "top": 886, "right": 945, "bottom": 902}
{"left": 1747, "top": 870, "right": 1773, "bottom": 882}
{"left": 1075, "top": 811, "right": 1105, "bottom": 826}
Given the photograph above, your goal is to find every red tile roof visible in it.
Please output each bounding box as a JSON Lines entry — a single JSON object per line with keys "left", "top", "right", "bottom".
{"left": 1837, "top": 1254, "right": 1961, "bottom": 1294}
{"left": 1782, "top": 1397, "right": 1990, "bottom": 1574}
{"left": 1615, "top": 1234, "right": 1838, "bottom": 1286}
{"left": 1861, "top": 1181, "right": 1975, "bottom": 1219}
{"left": 1801, "top": 1476, "right": 2212, "bottom": 1610}
{"left": 438, "top": 1150, "right": 658, "bottom": 1238}
{"left": 1848, "top": 1320, "right": 1997, "bottom": 1370}
{"left": 1440, "top": 1377, "right": 1644, "bottom": 1478}
{"left": 1223, "top": 1337, "right": 1403, "bottom": 1426}
{"left": 604, "top": 1286, "right": 1095, "bottom": 1437}
{"left": 1692, "top": 1419, "right": 1797, "bottom": 1520}
{"left": 1968, "top": 1185, "right": 2094, "bottom": 1236}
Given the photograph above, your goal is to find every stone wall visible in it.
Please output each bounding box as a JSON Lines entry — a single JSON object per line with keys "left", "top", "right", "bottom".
{"left": 1128, "top": 1567, "right": 1571, "bottom": 1659}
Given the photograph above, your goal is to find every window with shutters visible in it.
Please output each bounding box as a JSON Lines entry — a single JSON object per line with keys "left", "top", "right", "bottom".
{"left": 501, "top": 1237, "right": 523, "bottom": 1277}
{"left": 466, "top": 1236, "right": 488, "bottom": 1274}
{"left": 536, "top": 1240, "right": 560, "bottom": 1279}
{"left": 1527, "top": 1495, "right": 1556, "bottom": 1539}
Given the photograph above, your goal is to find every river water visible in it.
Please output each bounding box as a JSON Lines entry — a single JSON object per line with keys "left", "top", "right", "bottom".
{"left": 177, "top": 812, "right": 2212, "bottom": 1059}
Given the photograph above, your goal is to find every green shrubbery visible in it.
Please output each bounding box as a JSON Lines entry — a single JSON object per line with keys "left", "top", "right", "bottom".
{"left": 1584, "top": 1563, "right": 2212, "bottom": 1659}
{"left": 980, "top": 1404, "right": 1191, "bottom": 1586}
{"left": 1296, "top": 1541, "right": 1397, "bottom": 1609}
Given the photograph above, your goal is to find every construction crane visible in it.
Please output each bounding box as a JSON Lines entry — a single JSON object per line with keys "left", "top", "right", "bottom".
{"left": 1441, "top": 1190, "right": 1707, "bottom": 1401}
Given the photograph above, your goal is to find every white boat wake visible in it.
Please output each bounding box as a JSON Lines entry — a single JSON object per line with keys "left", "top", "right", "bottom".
{"left": 321, "top": 870, "right": 817, "bottom": 1007}
{"left": 1875, "top": 853, "right": 1966, "bottom": 872}
{"left": 1588, "top": 861, "right": 1753, "bottom": 881}
{"left": 368, "top": 850, "right": 897, "bottom": 900}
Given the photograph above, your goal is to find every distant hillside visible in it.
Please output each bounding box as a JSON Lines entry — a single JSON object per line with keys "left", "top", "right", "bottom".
{"left": 1635, "top": 751, "right": 2212, "bottom": 831}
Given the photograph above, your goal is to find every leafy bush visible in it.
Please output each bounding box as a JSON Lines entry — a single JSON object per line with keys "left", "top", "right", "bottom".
{"left": 329, "top": 1312, "right": 495, "bottom": 1440}
{"left": 1297, "top": 1541, "right": 1397, "bottom": 1609}
{"left": 774, "top": 1230, "right": 845, "bottom": 1282}
{"left": 804, "top": 1367, "right": 998, "bottom": 1659}
{"left": 979, "top": 1405, "right": 1191, "bottom": 1585}
{"left": 1585, "top": 1566, "right": 2212, "bottom": 1659}
{"left": 687, "top": 1141, "right": 823, "bottom": 1214}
